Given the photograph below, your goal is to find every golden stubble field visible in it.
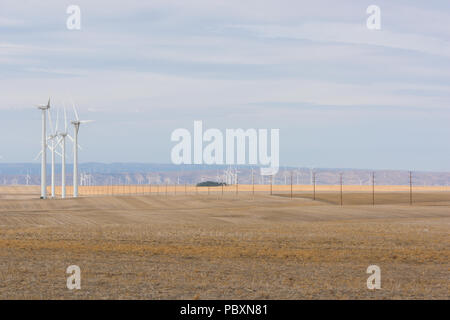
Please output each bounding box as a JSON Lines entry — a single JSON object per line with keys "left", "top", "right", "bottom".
{"left": 0, "top": 186, "right": 448, "bottom": 299}
{"left": 11, "top": 184, "right": 449, "bottom": 198}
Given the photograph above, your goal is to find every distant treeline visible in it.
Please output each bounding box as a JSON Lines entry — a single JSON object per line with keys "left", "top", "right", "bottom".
{"left": 196, "top": 181, "right": 226, "bottom": 187}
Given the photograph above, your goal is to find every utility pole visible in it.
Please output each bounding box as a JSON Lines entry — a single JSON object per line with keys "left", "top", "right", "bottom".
{"left": 340, "top": 172, "right": 343, "bottom": 206}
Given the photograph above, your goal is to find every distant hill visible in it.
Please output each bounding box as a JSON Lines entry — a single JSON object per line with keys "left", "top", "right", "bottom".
{"left": 0, "top": 163, "right": 449, "bottom": 186}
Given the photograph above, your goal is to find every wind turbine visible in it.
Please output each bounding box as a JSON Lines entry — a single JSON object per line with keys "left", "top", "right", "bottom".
{"left": 25, "top": 170, "right": 31, "bottom": 185}
{"left": 309, "top": 165, "right": 316, "bottom": 185}
{"left": 283, "top": 167, "right": 289, "bottom": 185}
{"left": 234, "top": 167, "right": 240, "bottom": 185}
{"left": 57, "top": 105, "right": 75, "bottom": 198}
{"left": 47, "top": 107, "right": 62, "bottom": 198}
{"left": 71, "top": 103, "right": 94, "bottom": 198}
{"left": 36, "top": 98, "right": 50, "bottom": 199}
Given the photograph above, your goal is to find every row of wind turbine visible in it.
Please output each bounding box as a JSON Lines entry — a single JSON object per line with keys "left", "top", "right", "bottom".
{"left": 36, "top": 98, "right": 93, "bottom": 199}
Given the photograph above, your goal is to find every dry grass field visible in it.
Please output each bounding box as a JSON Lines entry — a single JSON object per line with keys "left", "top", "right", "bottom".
{"left": 0, "top": 186, "right": 448, "bottom": 299}
{"left": 40, "top": 184, "right": 450, "bottom": 198}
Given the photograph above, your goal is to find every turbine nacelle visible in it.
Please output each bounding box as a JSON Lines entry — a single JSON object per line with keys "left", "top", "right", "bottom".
{"left": 71, "top": 120, "right": 93, "bottom": 125}
{"left": 71, "top": 102, "right": 94, "bottom": 127}
{"left": 37, "top": 98, "right": 50, "bottom": 110}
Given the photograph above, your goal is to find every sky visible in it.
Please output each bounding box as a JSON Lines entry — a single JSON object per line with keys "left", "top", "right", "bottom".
{"left": 0, "top": 0, "right": 449, "bottom": 171}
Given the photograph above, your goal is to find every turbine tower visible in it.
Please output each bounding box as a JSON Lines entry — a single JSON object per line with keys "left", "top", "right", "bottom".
{"left": 309, "top": 165, "right": 316, "bottom": 185}
{"left": 25, "top": 170, "right": 31, "bottom": 185}
{"left": 37, "top": 98, "right": 50, "bottom": 199}
{"left": 71, "top": 103, "right": 93, "bottom": 198}
{"left": 57, "top": 105, "right": 74, "bottom": 198}
{"left": 47, "top": 108, "right": 60, "bottom": 198}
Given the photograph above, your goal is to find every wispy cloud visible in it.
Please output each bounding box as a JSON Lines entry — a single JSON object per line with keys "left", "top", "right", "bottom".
{"left": 230, "top": 22, "right": 450, "bottom": 58}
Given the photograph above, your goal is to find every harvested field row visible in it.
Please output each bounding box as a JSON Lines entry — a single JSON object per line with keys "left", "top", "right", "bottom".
{"left": 0, "top": 193, "right": 448, "bottom": 299}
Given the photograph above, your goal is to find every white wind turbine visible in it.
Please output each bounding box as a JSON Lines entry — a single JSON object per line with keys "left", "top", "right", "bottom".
{"left": 25, "top": 170, "right": 31, "bottom": 185}
{"left": 71, "top": 103, "right": 94, "bottom": 198}
{"left": 35, "top": 106, "right": 64, "bottom": 198}
{"left": 295, "top": 168, "right": 300, "bottom": 185}
{"left": 36, "top": 98, "right": 50, "bottom": 199}
{"left": 47, "top": 108, "right": 62, "bottom": 198}
{"left": 56, "top": 105, "right": 75, "bottom": 198}
{"left": 309, "top": 165, "right": 316, "bottom": 185}
{"left": 283, "top": 167, "right": 289, "bottom": 185}
{"left": 234, "top": 167, "right": 240, "bottom": 185}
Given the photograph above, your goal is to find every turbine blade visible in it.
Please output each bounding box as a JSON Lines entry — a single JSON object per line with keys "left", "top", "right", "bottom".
{"left": 66, "top": 134, "right": 81, "bottom": 150}
{"left": 49, "top": 138, "right": 57, "bottom": 149}
{"left": 56, "top": 136, "right": 63, "bottom": 146}
{"left": 55, "top": 107, "right": 59, "bottom": 132}
{"left": 63, "top": 103, "right": 68, "bottom": 132}
{"left": 72, "top": 101, "right": 79, "bottom": 121}
{"left": 34, "top": 150, "right": 42, "bottom": 161}
{"left": 79, "top": 120, "right": 94, "bottom": 124}
{"left": 48, "top": 109, "right": 54, "bottom": 134}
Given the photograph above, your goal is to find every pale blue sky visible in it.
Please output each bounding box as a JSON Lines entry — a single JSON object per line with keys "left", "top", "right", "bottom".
{"left": 0, "top": 0, "right": 449, "bottom": 171}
